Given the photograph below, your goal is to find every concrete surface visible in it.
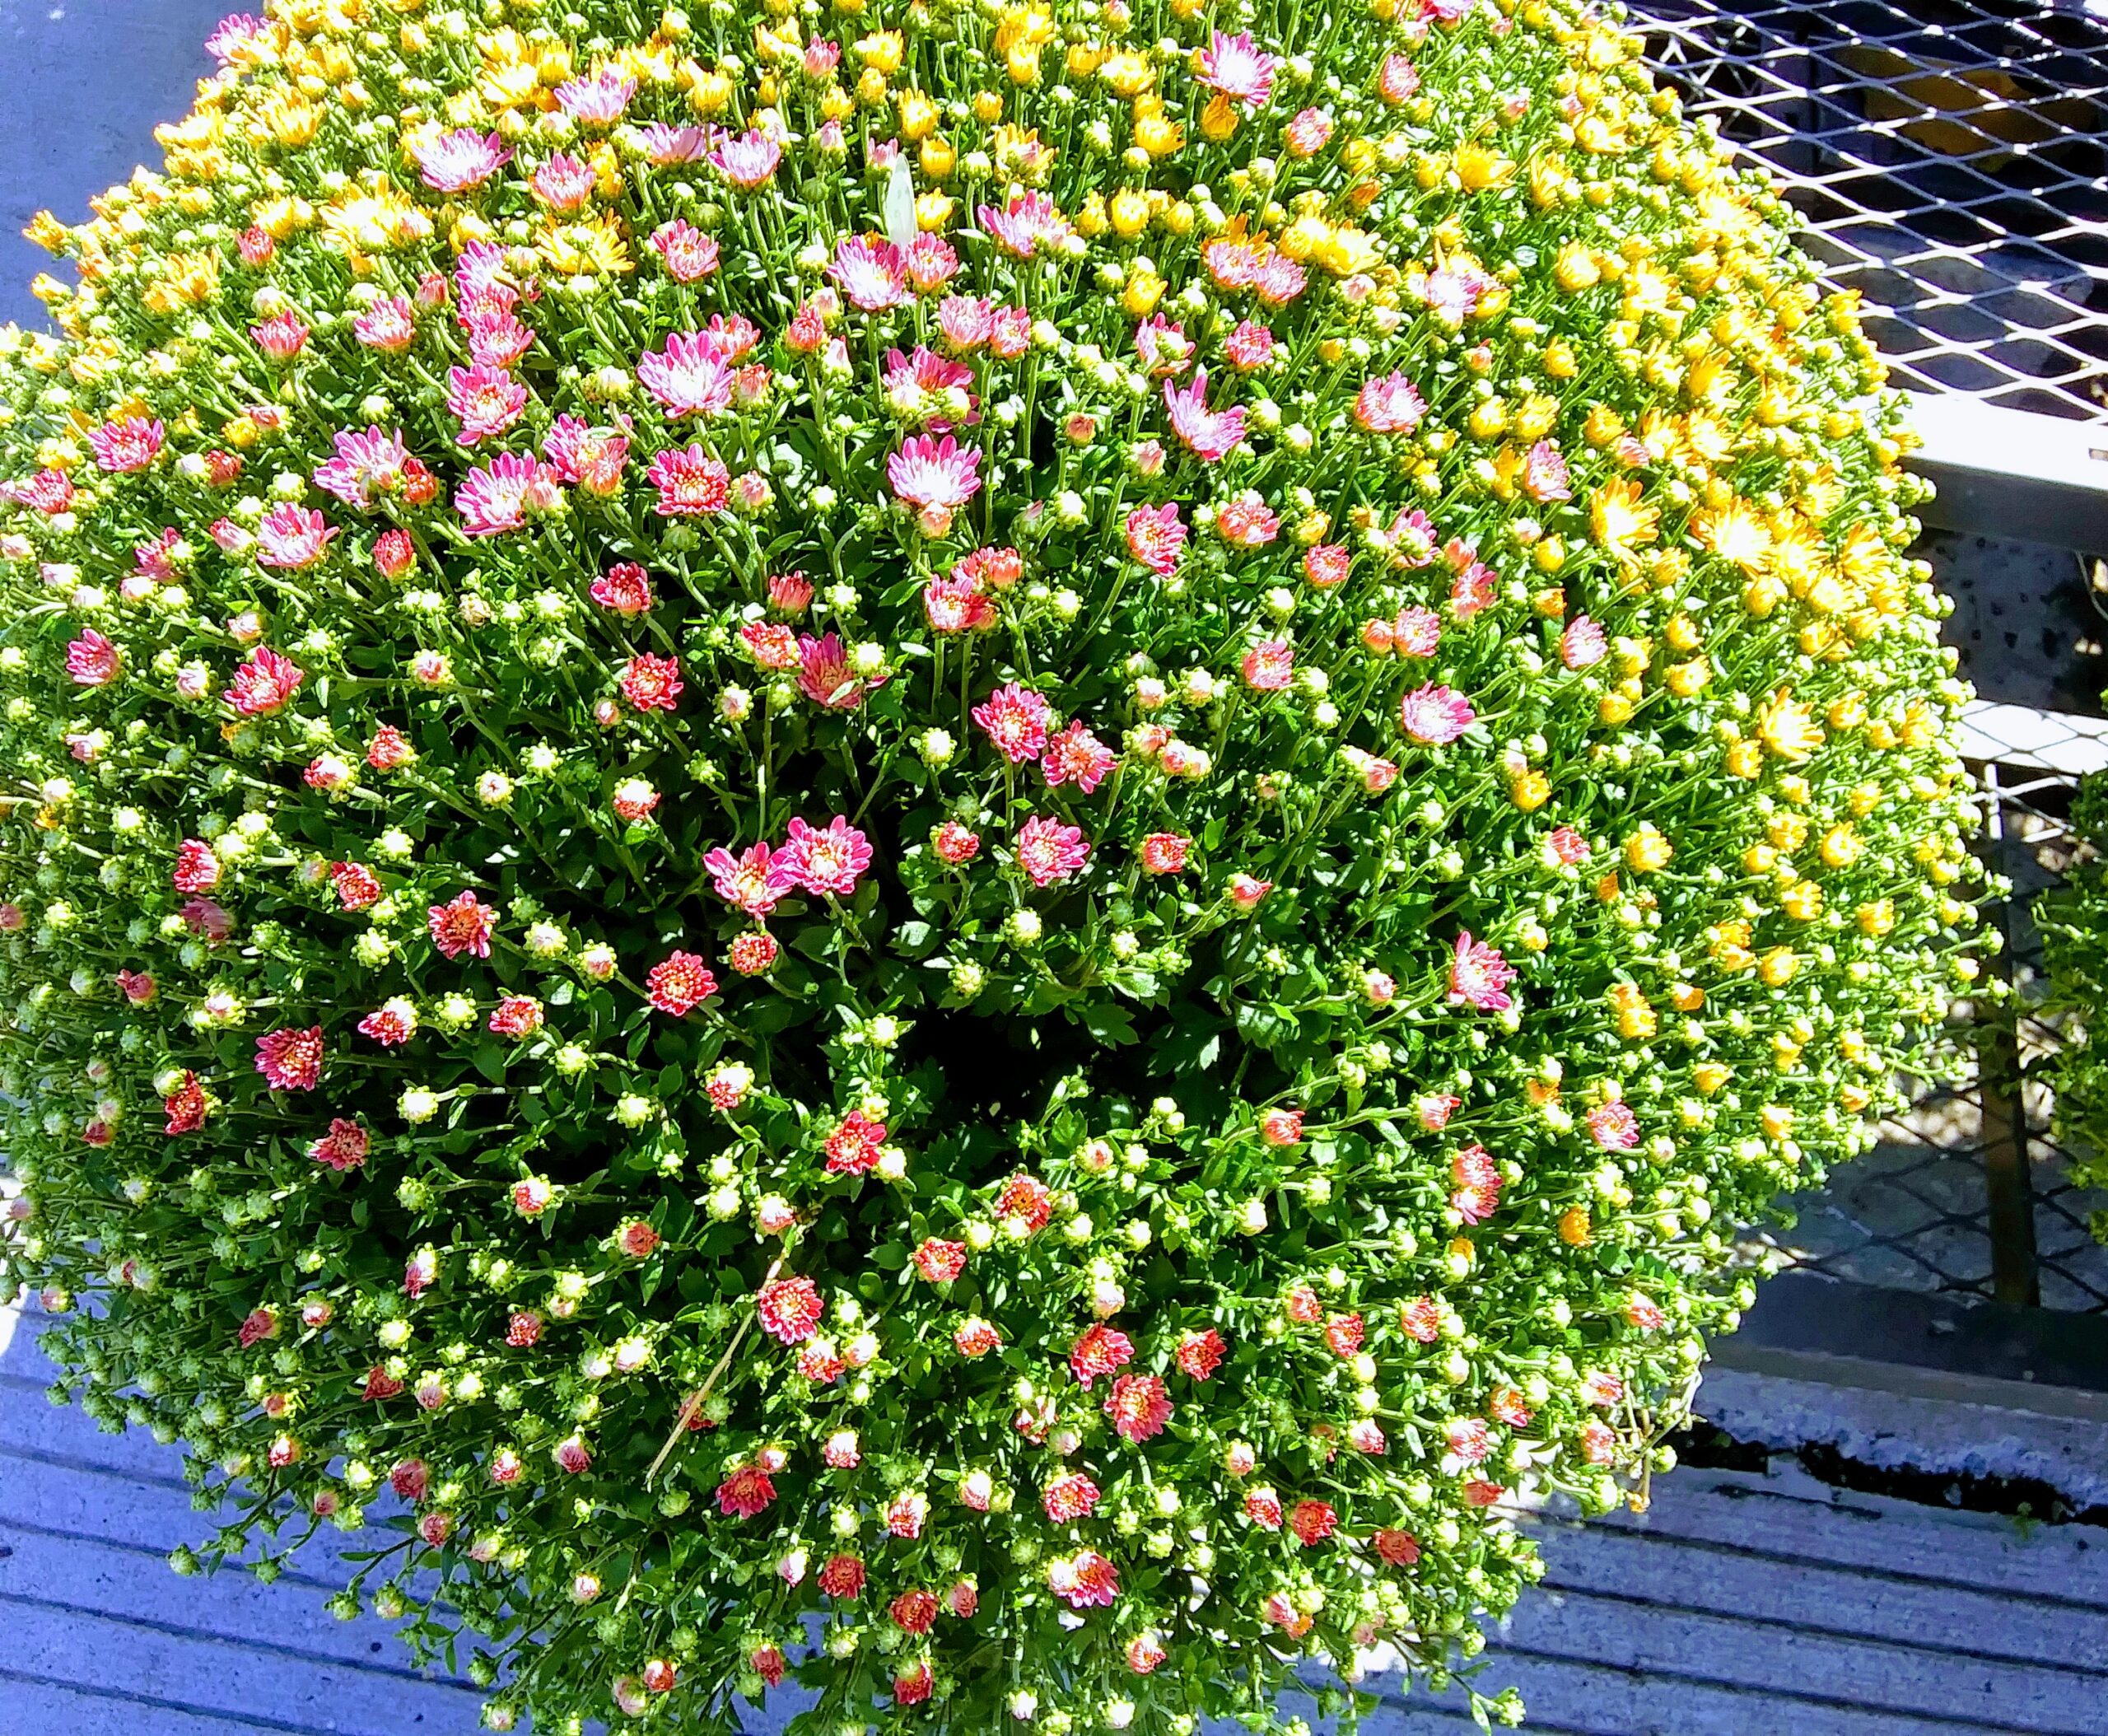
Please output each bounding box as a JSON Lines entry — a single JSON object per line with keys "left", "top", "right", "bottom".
{"left": 0, "top": 0, "right": 228, "bottom": 328}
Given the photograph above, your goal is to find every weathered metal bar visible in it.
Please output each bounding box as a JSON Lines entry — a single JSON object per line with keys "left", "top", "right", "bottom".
{"left": 1906, "top": 394, "right": 2108, "bottom": 553}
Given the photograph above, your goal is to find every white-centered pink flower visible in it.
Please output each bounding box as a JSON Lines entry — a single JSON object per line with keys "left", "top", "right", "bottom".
{"left": 888, "top": 434, "right": 982, "bottom": 535}
{"left": 828, "top": 235, "right": 907, "bottom": 311}
{"left": 637, "top": 332, "right": 735, "bottom": 417}
{"left": 710, "top": 128, "right": 781, "bottom": 189}
{"left": 256, "top": 504, "right": 336, "bottom": 571}
{"left": 1196, "top": 29, "right": 1276, "bottom": 109}
{"left": 1399, "top": 682, "right": 1475, "bottom": 745}
{"left": 312, "top": 427, "right": 410, "bottom": 508}
{"left": 1164, "top": 368, "right": 1247, "bottom": 463}
{"left": 553, "top": 67, "right": 636, "bottom": 123}
{"left": 413, "top": 128, "right": 511, "bottom": 192}
{"left": 977, "top": 191, "right": 1070, "bottom": 260}
{"left": 1450, "top": 931, "right": 1517, "bottom": 1013}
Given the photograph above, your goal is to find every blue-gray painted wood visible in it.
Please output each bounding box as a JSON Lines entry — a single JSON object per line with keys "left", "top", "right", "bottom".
{"left": 12, "top": 1303, "right": 2108, "bottom": 1735}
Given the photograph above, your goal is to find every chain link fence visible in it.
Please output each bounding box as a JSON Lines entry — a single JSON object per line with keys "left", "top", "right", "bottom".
{"left": 1635, "top": 0, "right": 2108, "bottom": 422}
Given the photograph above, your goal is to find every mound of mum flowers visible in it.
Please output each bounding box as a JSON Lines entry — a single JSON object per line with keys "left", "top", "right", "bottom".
{"left": 0, "top": 0, "right": 1990, "bottom": 1727}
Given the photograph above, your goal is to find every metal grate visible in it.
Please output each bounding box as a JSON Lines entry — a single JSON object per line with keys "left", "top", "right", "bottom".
{"left": 1733, "top": 705, "right": 2108, "bottom": 1314}
{"left": 1633, "top": 0, "right": 2108, "bottom": 422}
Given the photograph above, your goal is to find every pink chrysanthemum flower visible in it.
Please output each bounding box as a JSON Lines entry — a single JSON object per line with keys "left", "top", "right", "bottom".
{"left": 1379, "top": 53, "right": 1423, "bottom": 104}
{"left": 255, "top": 1026, "right": 324, "bottom": 1092}
{"left": 428, "top": 890, "right": 495, "bottom": 960}
{"left": 1040, "top": 721, "right": 1117, "bottom": 793}
{"left": 1523, "top": 439, "right": 1573, "bottom": 502}
{"left": 716, "top": 1464, "right": 777, "bottom": 1519}
{"left": 619, "top": 652, "right": 683, "bottom": 713}
{"left": 309, "top": 1118, "right": 368, "bottom": 1171}
{"left": 781, "top": 814, "right": 873, "bottom": 896}
{"left": 554, "top": 67, "right": 636, "bottom": 122}
{"left": 828, "top": 234, "right": 907, "bottom": 310}
{"left": 704, "top": 841, "right": 798, "bottom": 917}
{"left": 250, "top": 310, "right": 309, "bottom": 362}
{"left": 1394, "top": 606, "right": 1443, "bottom": 657}
{"left": 90, "top": 416, "right": 164, "bottom": 473}
{"left": 1196, "top": 29, "right": 1277, "bottom": 108}
{"left": 1562, "top": 615, "right": 1609, "bottom": 670}
{"left": 1140, "top": 833, "right": 1192, "bottom": 875}
{"left": 172, "top": 838, "right": 221, "bottom": 893}
{"left": 1588, "top": 1101, "right": 1642, "bottom": 1150}
{"left": 903, "top": 1233, "right": 965, "bottom": 1286}
{"left": 640, "top": 121, "right": 708, "bottom": 165}
{"left": 1047, "top": 1551, "right": 1119, "bottom": 1610}
{"left": 795, "top": 632, "right": 884, "bottom": 709}
{"left": 1242, "top": 640, "right": 1295, "bottom": 692}
{"left": 977, "top": 191, "right": 1070, "bottom": 259}
{"left": 1450, "top": 931, "right": 1517, "bottom": 1012}
{"left": 646, "top": 950, "right": 719, "bottom": 1016}
{"left": 647, "top": 445, "right": 730, "bottom": 517}
{"left": 1224, "top": 319, "right": 1277, "bottom": 371}
{"left": 937, "top": 294, "right": 995, "bottom": 352}
{"left": 1452, "top": 1143, "right": 1503, "bottom": 1223}
{"left": 1178, "top": 1328, "right": 1227, "bottom": 1379}
{"left": 413, "top": 128, "right": 511, "bottom": 191}
{"left": 887, "top": 434, "right": 982, "bottom": 535}
{"left": 226, "top": 646, "right": 304, "bottom": 716}
{"left": 530, "top": 151, "right": 595, "bottom": 211}
{"left": 1285, "top": 106, "right": 1335, "bottom": 156}
{"left": 64, "top": 629, "right": 119, "bottom": 688}
{"left": 1163, "top": 368, "right": 1247, "bottom": 463}
{"left": 710, "top": 127, "right": 782, "bottom": 189}
{"left": 650, "top": 217, "right": 721, "bottom": 282}
{"left": 756, "top": 1275, "right": 824, "bottom": 1343}
{"left": 1133, "top": 315, "right": 1192, "bottom": 378}
{"left": 162, "top": 1072, "right": 208, "bottom": 1135}
{"left": 352, "top": 296, "right": 417, "bottom": 353}
{"left": 923, "top": 575, "right": 996, "bottom": 633}
{"left": 311, "top": 427, "right": 410, "bottom": 508}
{"left": 255, "top": 503, "right": 336, "bottom": 571}
{"left": 203, "top": 12, "right": 276, "bottom": 67}
{"left": 445, "top": 363, "right": 529, "bottom": 444}
{"left": 1399, "top": 683, "right": 1475, "bottom": 745}
{"left": 488, "top": 996, "right": 543, "bottom": 1039}
{"left": 455, "top": 455, "right": 561, "bottom": 537}
{"left": 464, "top": 310, "right": 534, "bottom": 368}
{"left": 584, "top": 563, "right": 651, "bottom": 618}
{"left": 542, "top": 418, "right": 628, "bottom": 493}
{"left": 1104, "top": 1374, "right": 1173, "bottom": 1443}
{"left": 1355, "top": 371, "right": 1427, "bottom": 435}
{"left": 972, "top": 681, "right": 1053, "bottom": 763}
{"left": 638, "top": 332, "right": 735, "bottom": 417}
{"left": 882, "top": 344, "right": 977, "bottom": 427}
{"left": 1124, "top": 502, "right": 1186, "bottom": 575}
{"left": 904, "top": 232, "right": 960, "bottom": 292}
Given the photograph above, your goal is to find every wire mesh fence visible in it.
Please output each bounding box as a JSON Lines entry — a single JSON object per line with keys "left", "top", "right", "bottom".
{"left": 1633, "top": 0, "right": 2108, "bottom": 422}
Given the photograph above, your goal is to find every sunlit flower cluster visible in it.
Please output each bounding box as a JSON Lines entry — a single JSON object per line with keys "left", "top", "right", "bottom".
{"left": 0, "top": 0, "right": 1988, "bottom": 1729}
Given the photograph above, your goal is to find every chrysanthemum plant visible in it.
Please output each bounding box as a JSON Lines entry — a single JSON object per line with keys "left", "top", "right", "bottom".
{"left": 0, "top": 0, "right": 1989, "bottom": 1728}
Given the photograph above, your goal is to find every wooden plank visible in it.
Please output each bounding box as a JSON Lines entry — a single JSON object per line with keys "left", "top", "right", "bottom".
{"left": 1371, "top": 1650, "right": 2049, "bottom": 1736}
{"left": 1532, "top": 1519, "right": 2108, "bottom": 1673}
{"left": 0, "top": 1526, "right": 444, "bottom": 1675}
{"left": 0, "top": 1372, "right": 202, "bottom": 1484}
{"left": 1597, "top": 1468, "right": 2108, "bottom": 1609}
{"left": 0, "top": 1668, "right": 340, "bottom": 1736}
{"left": 1496, "top": 1582, "right": 2108, "bottom": 1734}
{"left": 0, "top": 1600, "right": 486, "bottom": 1736}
